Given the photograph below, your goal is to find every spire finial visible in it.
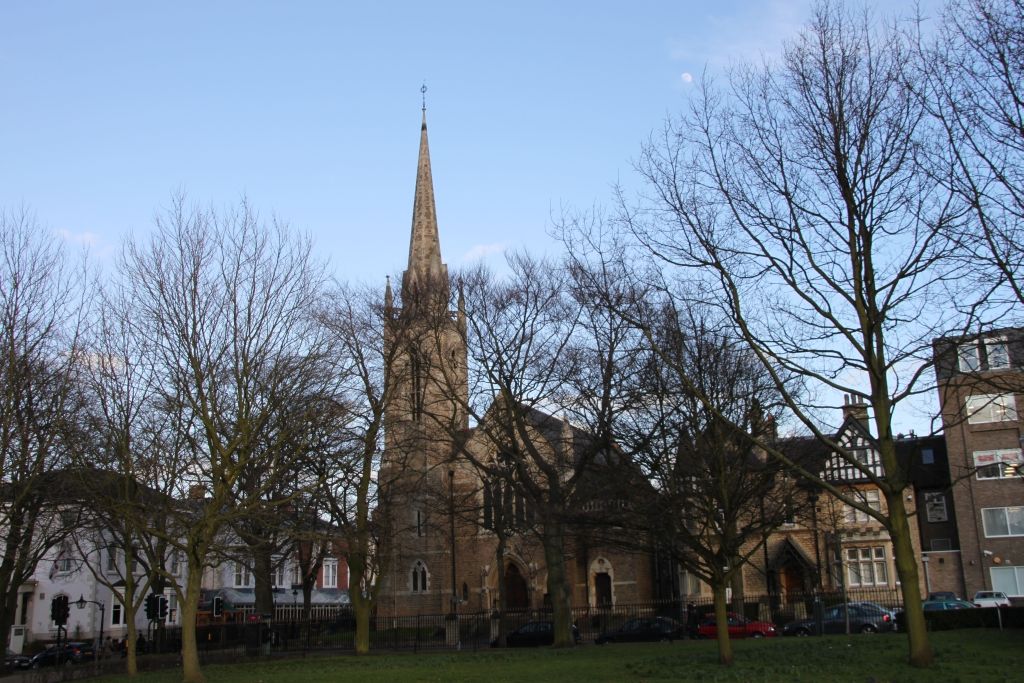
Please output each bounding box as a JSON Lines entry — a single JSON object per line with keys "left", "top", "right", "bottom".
{"left": 421, "top": 83, "right": 427, "bottom": 113}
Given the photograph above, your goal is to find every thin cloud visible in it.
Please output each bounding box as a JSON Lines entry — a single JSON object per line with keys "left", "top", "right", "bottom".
{"left": 462, "top": 242, "right": 507, "bottom": 262}
{"left": 57, "top": 228, "right": 100, "bottom": 247}
{"left": 669, "top": 1, "right": 804, "bottom": 68}
{"left": 680, "top": 72, "right": 694, "bottom": 84}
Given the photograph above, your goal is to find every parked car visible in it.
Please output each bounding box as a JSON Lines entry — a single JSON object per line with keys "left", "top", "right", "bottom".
{"left": 4, "top": 649, "right": 32, "bottom": 672}
{"left": 847, "top": 601, "right": 897, "bottom": 622}
{"left": 494, "top": 621, "right": 581, "bottom": 647}
{"left": 973, "top": 591, "right": 1011, "bottom": 608}
{"left": 29, "top": 641, "right": 96, "bottom": 668}
{"left": 927, "top": 591, "right": 959, "bottom": 601}
{"left": 923, "top": 598, "right": 976, "bottom": 611}
{"left": 782, "top": 603, "right": 895, "bottom": 636}
{"left": 696, "top": 612, "right": 778, "bottom": 639}
{"left": 595, "top": 616, "right": 686, "bottom": 644}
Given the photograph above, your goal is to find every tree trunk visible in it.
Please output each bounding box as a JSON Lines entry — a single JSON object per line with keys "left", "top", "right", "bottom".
{"left": 494, "top": 534, "right": 507, "bottom": 647}
{"left": 302, "top": 584, "right": 313, "bottom": 623}
{"left": 712, "top": 581, "right": 733, "bottom": 666}
{"left": 121, "top": 573, "right": 139, "bottom": 677}
{"left": 0, "top": 573, "right": 15, "bottom": 653}
{"left": 349, "top": 541, "right": 372, "bottom": 656}
{"left": 351, "top": 579, "right": 371, "bottom": 655}
{"left": 251, "top": 547, "right": 275, "bottom": 616}
{"left": 887, "top": 489, "right": 934, "bottom": 667}
{"left": 541, "top": 521, "right": 574, "bottom": 648}
{"left": 178, "top": 568, "right": 205, "bottom": 683}
{"left": 302, "top": 586, "right": 312, "bottom": 622}
{"left": 729, "top": 563, "right": 744, "bottom": 616}
{"left": 124, "top": 614, "right": 138, "bottom": 676}
{"left": 875, "top": 400, "right": 934, "bottom": 668}
{"left": 0, "top": 514, "right": 28, "bottom": 649}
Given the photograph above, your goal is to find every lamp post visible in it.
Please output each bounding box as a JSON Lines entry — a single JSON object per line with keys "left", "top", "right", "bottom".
{"left": 75, "top": 595, "right": 105, "bottom": 662}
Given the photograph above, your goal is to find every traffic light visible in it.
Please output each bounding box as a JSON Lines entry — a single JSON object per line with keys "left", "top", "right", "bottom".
{"left": 145, "top": 594, "right": 159, "bottom": 620}
{"left": 212, "top": 596, "right": 223, "bottom": 618}
{"left": 50, "top": 595, "right": 69, "bottom": 626}
{"left": 158, "top": 595, "right": 168, "bottom": 620}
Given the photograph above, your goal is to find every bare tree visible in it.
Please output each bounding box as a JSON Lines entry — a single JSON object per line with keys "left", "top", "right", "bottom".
{"left": 430, "top": 254, "right": 641, "bottom": 648}
{"left": 602, "top": 1, "right": 985, "bottom": 667}
{"left": 617, "top": 302, "right": 792, "bottom": 665}
{"left": 921, "top": 0, "right": 1024, "bottom": 312}
{"left": 73, "top": 281, "right": 175, "bottom": 675}
{"left": 315, "top": 282, "right": 412, "bottom": 654}
{"left": 118, "top": 195, "right": 330, "bottom": 683}
{"left": 0, "top": 208, "right": 88, "bottom": 650}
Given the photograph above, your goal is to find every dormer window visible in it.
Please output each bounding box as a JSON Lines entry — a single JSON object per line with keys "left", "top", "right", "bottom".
{"left": 959, "top": 337, "right": 1010, "bottom": 372}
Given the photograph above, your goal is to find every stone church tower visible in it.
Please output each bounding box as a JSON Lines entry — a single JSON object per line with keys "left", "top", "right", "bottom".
{"left": 376, "top": 109, "right": 660, "bottom": 620}
{"left": 377, "top": 109, "right": 469, "bottom": 617}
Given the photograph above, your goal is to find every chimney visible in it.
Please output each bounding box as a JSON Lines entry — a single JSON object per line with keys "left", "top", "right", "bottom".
{"left": 189, "top": 485, "right": 207, "bottom": 500}
{"left": 842, "top": 393, "right": 870, "bottom": 425}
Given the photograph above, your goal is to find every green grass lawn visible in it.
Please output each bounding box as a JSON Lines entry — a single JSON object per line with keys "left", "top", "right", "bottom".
{"left": 90, "top": 630, "right": 1024, "bottom": 683}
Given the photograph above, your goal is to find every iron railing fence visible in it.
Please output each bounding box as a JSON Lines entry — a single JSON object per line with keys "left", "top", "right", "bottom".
{"left": 145, "top": 589, "right": 906, "bottom": 657}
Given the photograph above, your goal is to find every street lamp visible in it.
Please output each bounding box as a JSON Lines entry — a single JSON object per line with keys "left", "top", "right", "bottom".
{"left": 76, "top": 595, "right": 105, "bottom": 662}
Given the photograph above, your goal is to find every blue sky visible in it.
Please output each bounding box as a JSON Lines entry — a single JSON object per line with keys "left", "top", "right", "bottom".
{"left": 1, "top": 1, "right": 940, "bottom": 283}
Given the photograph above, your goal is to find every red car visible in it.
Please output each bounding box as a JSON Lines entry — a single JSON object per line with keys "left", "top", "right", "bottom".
{"left": 697, "top": 612, "right": 778, "bottom": 639}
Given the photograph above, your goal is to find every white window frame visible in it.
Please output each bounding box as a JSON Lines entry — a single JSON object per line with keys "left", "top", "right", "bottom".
{"left": 169, "top": 551, "right": 182, "bottom": 577}
{"left": 322, "top": 559, "right": 338, "bottom": 589}
{"left": 959, "top": 337, "right": 1009, "bottom": 372}
{"left": 272, "top": 559, "right": 286, "bottom": 588}
{"left": 985, "top": 337, "right": 1010, "bottom": 369}
{"left": 974, "top": 449, "right": 1024, "bottom": 480}
{"left": 233, "top": 561, "right": 252, "bottom": 588}
{"left": 111, "top": 601, "right": 124, "bottom": 626}
{"left": 924, "top": 492, "right": 948, "bottom": 522}
{"left": 105, "top": 548, "right": 118, "bottom": 574}
{"left": 991, "top": 565, "right": 1024, "bottom": 597}
{"left": 845, "top": 490, "right": 882, "bottom": 524}
{"left": 958, "top": 342, "right": 981, "bottom": 372}
{"left": 982, "top": 506, "right": 1024, "bottom": 538}
{"left": 966, "top": 394, "right": 1018, "bottom": 424}
{"left": 846, "top": 546, "right": 888, "bottom": 587}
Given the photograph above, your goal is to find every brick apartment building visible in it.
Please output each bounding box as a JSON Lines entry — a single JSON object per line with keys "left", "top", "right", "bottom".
{"left": 933, "top": 329, "right": 1024, "bottom": 598}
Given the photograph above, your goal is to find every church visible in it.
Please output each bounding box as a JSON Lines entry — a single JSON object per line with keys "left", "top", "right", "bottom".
{"left": 374, "top": 109, "right": 663, "bottom": 618}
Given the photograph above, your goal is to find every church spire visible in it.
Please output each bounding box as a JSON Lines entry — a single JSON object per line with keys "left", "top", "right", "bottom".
{"left": 402, "top": 88, "right": 448, "bottom": 304}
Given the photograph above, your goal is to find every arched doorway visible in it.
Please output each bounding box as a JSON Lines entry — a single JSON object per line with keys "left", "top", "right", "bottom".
{"left": 504, "top": 563, "right": 529, "bottom": 609}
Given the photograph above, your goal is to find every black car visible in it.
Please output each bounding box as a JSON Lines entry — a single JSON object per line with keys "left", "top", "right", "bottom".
{"left": 494, "top": 621, "right": 581, "bottom": 647}
{"left": 4, "top": 649, "right": 32, "bottom": 672}
{"left": 782, "top": 603, "right": 895, "bottom": 636}
{"left": 30, "top": 641, "right": 96, "bottom": 668}
{"left": 595, "top": 616, "right": 686, "bottom": 644}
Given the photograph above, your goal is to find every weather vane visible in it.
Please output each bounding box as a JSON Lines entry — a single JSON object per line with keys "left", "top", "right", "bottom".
{"left": 421, "top": 83, "right": 427, "bottom": 112}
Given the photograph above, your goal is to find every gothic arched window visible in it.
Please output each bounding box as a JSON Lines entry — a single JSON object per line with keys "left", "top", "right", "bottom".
{"left": 411, "top": 560, "right": 428, "bottom": 592}
{"left": 409, "top": 346, "right": 426, "bottom": 420}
